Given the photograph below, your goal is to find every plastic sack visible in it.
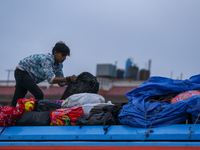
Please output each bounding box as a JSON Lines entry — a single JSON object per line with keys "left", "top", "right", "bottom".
{"left": 16, "top": 98, "right": 36, "bottom": 116}
{"left": 61, "top": 93, "right": 105, "bottom": 108}
{"left": 60, "top": 72, "right": 99, "bottom": 100}
{"left": 50, "top": 106, "right": 84, "bottom": 126}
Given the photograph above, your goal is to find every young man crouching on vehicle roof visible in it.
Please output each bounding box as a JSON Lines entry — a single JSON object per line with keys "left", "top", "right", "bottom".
{"left": 11, "top": 41, "right": 77, "bottom": 107}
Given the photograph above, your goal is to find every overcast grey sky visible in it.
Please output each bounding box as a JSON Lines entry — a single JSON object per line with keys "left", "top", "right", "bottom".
{"left": 0, "top": 0, "right": 199, "bottom": 81}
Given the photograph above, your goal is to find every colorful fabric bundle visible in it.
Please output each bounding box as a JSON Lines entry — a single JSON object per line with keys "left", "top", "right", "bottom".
{"left": 50, "top": 100, "right": 65, "bottom": 106}
{"left": 50, "top": 106, "right": 84, "bottom": 126}
{"left": 16, "top": 98, "right": 36, "bottom": 116}
{"left": 171, "top": 90, "right": 200, "bottom": 103}
{"left": 0, "top": 106, "right": 20, "bottom": 134}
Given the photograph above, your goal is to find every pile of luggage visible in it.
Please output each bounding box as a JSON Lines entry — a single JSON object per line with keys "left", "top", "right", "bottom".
{"left": 0, "top": 94, "right": 125, "bottom": 134}
{"left": 0, "top": 72, "right": 125, "bottom": 134}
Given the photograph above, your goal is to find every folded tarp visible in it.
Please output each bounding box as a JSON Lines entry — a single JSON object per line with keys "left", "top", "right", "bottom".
{"left": 118, "top": 74, "right": 200, "bottom": 128}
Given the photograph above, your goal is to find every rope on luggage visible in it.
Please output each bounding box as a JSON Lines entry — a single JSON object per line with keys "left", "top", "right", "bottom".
{"left": 145, "top": 112, "right": 147, "bottom": 133}
{"left": 145, "top": 103, "right": 165, "bottom": 137}
{"left": 189, "top": 113, "right": 200, "bottom": 138}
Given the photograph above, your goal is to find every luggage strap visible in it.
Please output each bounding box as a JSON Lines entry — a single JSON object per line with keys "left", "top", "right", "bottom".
{"left": 146, "top": 103, "right": 165, "bottom": 137}
{"left": 189, "top": 113, "right": 200, "bottom": 138}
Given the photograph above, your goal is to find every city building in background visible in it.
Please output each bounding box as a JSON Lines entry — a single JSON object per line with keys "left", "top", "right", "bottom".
{"left": 96, "top": 58, "right": 151, "bottom": 80}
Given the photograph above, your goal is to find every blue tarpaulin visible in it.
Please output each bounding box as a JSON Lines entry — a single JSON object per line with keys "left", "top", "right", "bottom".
{"left": 118, "top": 74, "right": 200, "bottom": 128}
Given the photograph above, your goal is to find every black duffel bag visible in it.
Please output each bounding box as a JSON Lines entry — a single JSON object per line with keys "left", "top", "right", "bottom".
{"left": 75, "top": 103, "right": 126, "bottom": 134}
{"left": 15, "top": 111, "right": 51, "bottom": 126}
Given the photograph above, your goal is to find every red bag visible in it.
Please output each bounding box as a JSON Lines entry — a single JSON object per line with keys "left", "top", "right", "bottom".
{"left": 50, "top": 106, "right": 84, "bottom": 126}
{"left": 16, "top": 98, "right": 36, "bottom": 116}
{"left": 0, "top": 106, "right": 20, "bottom": 134}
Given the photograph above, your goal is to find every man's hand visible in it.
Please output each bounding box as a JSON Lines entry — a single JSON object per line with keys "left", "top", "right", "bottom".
{"left": 53, "top": 75, "right": 77, "bottom": 85}
{"left": 70, "top": 74, "right": 77, "bottom": 83}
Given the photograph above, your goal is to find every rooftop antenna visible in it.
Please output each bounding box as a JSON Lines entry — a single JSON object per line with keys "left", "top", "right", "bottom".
{"left": 6, "top": 69, "right": 13, "bottom": 86}
{"left": 148, "top": 59, "right": 151, "bottom": 77}
{"left": 170, "top": 71, "right": 173, "bottom": 79}
{"left": 180, "top": 73, "right": 183, "bottom": 80}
